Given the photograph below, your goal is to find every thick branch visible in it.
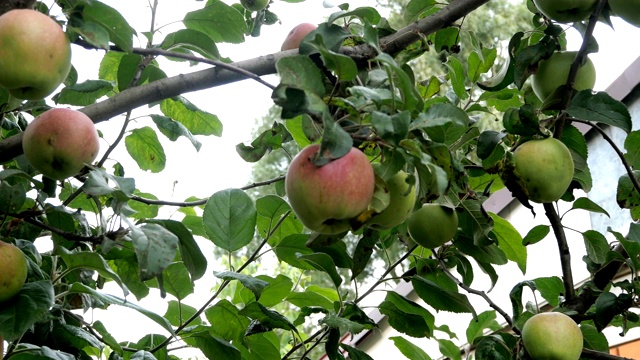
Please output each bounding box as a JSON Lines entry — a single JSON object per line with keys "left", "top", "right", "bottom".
{"left": 0, "top": 0, "right": 489, "bottom": 164}
{"left": 543, "top": 203, "right": 576, "bottom": 301}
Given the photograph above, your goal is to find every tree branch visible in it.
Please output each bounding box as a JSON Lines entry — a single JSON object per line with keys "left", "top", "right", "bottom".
{"left": 0, "top": 0, "right": 490, "bottom": 164}
{"left": 543, "top": 202, "right": 576, "bottom": 301}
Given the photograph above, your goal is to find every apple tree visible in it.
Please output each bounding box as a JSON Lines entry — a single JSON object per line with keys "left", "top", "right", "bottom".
{"left": 1, "top": 0, "right": 640, "bottom": 359}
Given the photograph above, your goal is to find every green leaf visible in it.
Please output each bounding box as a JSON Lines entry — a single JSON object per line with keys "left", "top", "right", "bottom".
{"left": 567, "top": 90, "right": 632, "bottom": 133}
{"left": 474, "top": 335, "right": 514, "bottom": 360}
{"left": 582, "top": 230, "right": 610, "bottom": 265}
{"left": 57, "top": 247, "right": 129, "bottom": 296}
{"left": 238, "top": 302, "right": 296, "bottom": 332}
{"left": 445, "top": 56, "right": 468, "bottom": 100}
{"left": 375, "top": 53, "right": 423, "bottom": 112}
{"left": 0, "top": 281, "right": 54, "bottom": 341}
{"left": 581, "top": 323, "right": 609, "bottom": 352}
{"left": 144, "top": 219, "right": 207, "bottom": 281}
{"left": 160, "top": 29, "right": 221, "bottom": 60}
{"left": 489, "top": 213, "right": 526, "bottom": 273}
{"left": 403, "top": 0, "right": 438, "bottom": 23}
{"left": 205, "top": 299, "right": 249, "bottom": 342}
{"left": 214, "top": 271, "right": 270, "bottom": 301}
{"left": 192, "top": 332, "right": 241, "bottom": 360}
{"left": 160, "top": 262, "right": 194, "bottom": 300}
{"left": 164, "top": 300, "right": 200, "bottom": 327}
{"left": 92, "top": 321, "right": 122, "bottom": 353}
{"left": 126, "top": 221, "right": 179, "bottom": 281}
{"left": 125, "top": 127, "right": 166, "bottom": 173}
{"left": 411, "top": 277, "right": 476, "bottom": 315}
{"left": 532, "top": 276, "right": 564, "bottom": 307}
{"left": 160, "top": 97, "right": 223, "bottom": 136}
{"left": 273, "top": 234, "right": 315, "bottom": 270}
{"left": 390, "top": 336, "right": 433, "bottom": 360}
{"left": 255, "top": 275, "right": 294, "bottom": 308}
{"left": 340, "top": 344, "right": 374, "bottom": 360}
{"left": 203, "top": 188, "right": 257, "bottom": 252}
{"left": 438, "top": 339, "right": 461, "bottom": 360}
{"left": 570, "top": 197, "right": 610, "bottom": 217}
{"left": 412, "top": 103, "right": 470, "bottom": 146}
{"left": 522, "top": 224, "right": 550, "bottom": 246}
{"left": 299, "top": 252, "right": 343, "bottom": 288}
{"left": 183, "top": 1, "right": 247, "bottom": 43}
{"left": 306, "top": 33, "right": 357, "bottom": 81}
{"left": 78, "top": 0, "right": 135, "bottom": 51}
{"left": 379, "top": 291, "right": 435, "bottom": 338}
{"left": 0, "top": 181, "right": 25, "bottom": 213}
{"left": 151, "top": 114, "right": 202, "bottom": 151}
{"left": 624, "top": 130, "right": 640, "bottom": 169}
{"left": 466, "top": 310, "right": 502, "bottom": 345}
{"left": 286, "top": 290, "right": 335, "bottom": 311}
{"left": 66, "top": 283, "right": 175, "bottom": 336}
{"left": 53, "top": 79, "right": 113, "bottom": 106}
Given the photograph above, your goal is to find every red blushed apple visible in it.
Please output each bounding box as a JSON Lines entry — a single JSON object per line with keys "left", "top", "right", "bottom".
{"left": 285, "top": 144, "right": 375, "bottom": 234}
{"left": 22, "top": 108, "right": 100, "bottom": 181}
{"left": 281, "top": 23, "right": 318, "bottom": 51}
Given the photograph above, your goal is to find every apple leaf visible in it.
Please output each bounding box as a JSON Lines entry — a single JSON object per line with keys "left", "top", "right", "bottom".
{"left": 567, "top": 90, "right": 632, "bottom": 133}
{"left": 183, "top": 2, "right": 247, "bottom": 44}
{"left": 298, "top": 252, "right": 343, "bottom": 288}
{"left": 238, "top": 302, "right": 297, "bottom": 332}
{"left": 215, "top": 271, "right": 270, "bottom": 301}
{"left": 411, "top": 276, "right": 476, "bottom": 316}
{"left": 379, "top": 291, "right": 435, "bottom": 338}
{"left": 466, "top": 310, "right": 502, "bottom": 345}
{"left": 532, "top": 276, "right": 564, "bottom": 307}
{"left": 204, "top": 299, "right": 250, "bottom": 342}
{"left": 0, "top": 280, "right": 54, "bottom": 341}
{"left": 78, "top": 1, "right": 135, "bottom": 52}
{"left": 489, "top": 212, "right": 526, "bottom": 274}
{"left": 125, "top": 127, "right": 167, "bottom": 173}
{"left": 203, "top": 188, "right": 257, "bottom": 252}
{"left": 126, "top": 221, "right": 179, "bottom": 281}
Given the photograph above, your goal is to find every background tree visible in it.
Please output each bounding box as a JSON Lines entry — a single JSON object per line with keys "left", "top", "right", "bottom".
{"left": 0, "top": 0, "right": 639, "bottom": 360}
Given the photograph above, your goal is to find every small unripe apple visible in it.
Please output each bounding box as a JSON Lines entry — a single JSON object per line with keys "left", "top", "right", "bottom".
{"left": 368, "top": 168, "right": 417, "bottom": 229}
{"left": 281, "top": 23, "right": 318, "bottom": 51}
{"left": 532, "top": 0, "right": 597, "bottom": 23}
{"left": 407, "top": 204, "right": 458, "bottom": 249}
{"left": 285, "top": 144, "right": 375, "bottom": 234}
{"left": 240, "top": 0, "right": 269, "bottom": 12}
{"left": 513, "top": 137, "right": 574, "bottom": 203}
{"left": 0, "top": 9, "right": 71, "bottom": 100}
{"left": 609, "top": 0, "right": 640, "bottom": 27}
{"left": 22, "top": 108, "right": 100, "bottom": 181}
{"left": 0, "top": 241, "right": 28, "bottom": 303}
{"left": 531, "top": 51, "right": 596, "bottom": 103}
{"left": 521, "top": 312, "right": 583, "bottom": 360}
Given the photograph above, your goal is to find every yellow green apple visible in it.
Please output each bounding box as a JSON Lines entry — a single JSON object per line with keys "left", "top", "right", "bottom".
{"left": 513, "top": 137, "right": 574, "bottom": 203}
{"left": 240, "top": 0, "right": 269, "bottom": 12}
{"left": 368, "top": 168, "right": 417, "bottom": 229}
{"left": 531, "top": 51, "right": 596, "bottom": 103}
{"left": 532, "top": 0, "right": 597, "bottom": 23}
{"left": 281, "top": 23, "right": 318, "bottom": 51}
{"left": 285, "top": 144, "right": 375, "bottom": 234}
{"left": 22, "top": 108, "right": 100, "bottom": 181}
{"left": 521, "top": 312, "right": 583, "bottom": 360}
{"left": 609, "top": 0, "right": 640, "bottom": 27}
{"left": 407, "top": 204, "right": 458, "bottom": 249}
{"left": 0, "top": 9, "right": 71, "bottom": 100}
{"left": 0, "top": 241, "right": 27, "bottom": 303}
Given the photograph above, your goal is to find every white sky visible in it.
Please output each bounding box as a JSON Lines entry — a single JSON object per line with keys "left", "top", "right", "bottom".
{"left": 38, "top": 0, "right": 640, "bottom": 356}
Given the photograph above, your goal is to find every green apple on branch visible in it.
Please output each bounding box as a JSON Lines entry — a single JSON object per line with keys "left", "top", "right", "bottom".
{"left": 240, "top": 0, "right": 269, "bottom": 12}
{"left": 367, "top": 167, "right": 417, "bottom": 229}
{"left": 285, "top": 144, "right": 375, "bottom": 235}
{"left": 0, "top": 9, "right": 71, "bottom": 100}
{"left": 521, "top": 312, "right": 583, "bottom": 360}
{"left": 22, "top": 108, "right": 100, "bottom": 181}
{"left": 0, "top": 241, "right": 27, "bottom": 303}
{"left": 407, "top": 203, "right": 458, "bottom": 249}
{"left": 531, "top": 0, "right": 597, "bottom": 23}
{"left": 531, "top": 51, "right": 596, "bottom": 104}
{"left": 608, "top": 0, "right": 640, "bottom": 27}
{"left": 513, "top": 137, "right": 574, "bottom": 203}
{"left": 281, "top": 23, "right": 318, "bottom": 51}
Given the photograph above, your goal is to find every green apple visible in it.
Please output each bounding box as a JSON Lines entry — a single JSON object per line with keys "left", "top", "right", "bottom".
{"left": 22, "top": 108, "right": 100, "bottom": 181}
{"left": 285, "top": 144, "right": 375, "bottom": 234}
{"left": 368, "top": 168, "right": 417, "bottom": 229}
{"left": 240, "top": 0, "right": 269, "bottom": 12}
{"left": 532, "top": 0, "right": 597, "bottom": 23}
{"left": 407, "top": 204, "right": 458, "bottom": 249}
{"left": 531, "top": 51, "right": 596, "bottom": 103}
{"left": 0, "top": 241, "right": 27, "bottom": 303}
{"left": 0, "top": 9, "right": 71, "bottom": 100}
{"left": 522, "top": 312, "right": 583, "bottom": 360}
{"left": 281, "top": 23, "right": 318, "bottom": 51}
{"left": 609, "top": 0, "right": 640, "bottom": 27}
{"left": 514, "top": 137, "right": 574, "bottom": 203}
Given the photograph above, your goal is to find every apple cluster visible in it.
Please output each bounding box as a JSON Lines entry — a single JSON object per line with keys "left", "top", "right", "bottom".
{"left": 285, "top": 145, "right": 460, "bottom": 249}
{"left": 0, "top": 9, "right": 71, "bottom": 100}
